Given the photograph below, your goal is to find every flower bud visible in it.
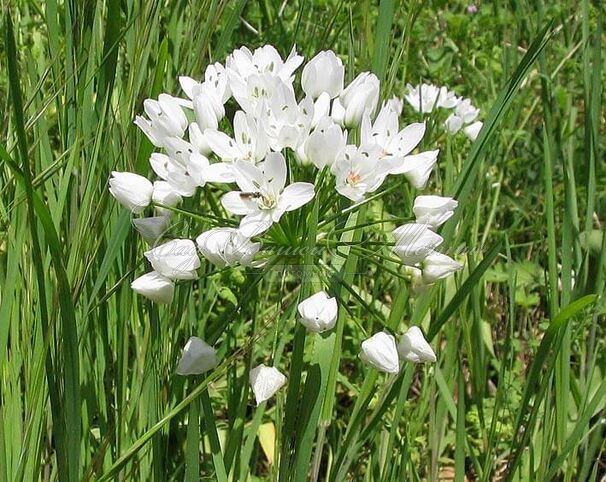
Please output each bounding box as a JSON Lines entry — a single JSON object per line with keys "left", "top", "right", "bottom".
{"left": 297, "top": 291, "right": 338, "bottom": 333}
{"left": 413, "top": 195, "right": 458, "bottom": 229}
{"left": 302, "top": 117, "right": 346, "bottom": 169}
{"left": 392, "top": 223, "right": 443, "bottom": 265}
{"left": 109, "top": 171, "right": 153, "bottom": 213}
{"left": 144, "top": 239, "right": 201, "bottom": 280}
{"left": 340, "top": 72, "right": 380, "bottom": 128}
{"left": 398, "top": 326, "right": 436, "bottom": 363}
{"left": 301, "top": 50, "right": 344, "bottom": 99}
{"left": 176, "top": 337, "right": 218, "bottom": 375}
{"left": 421, "top": 252, "right": 463, "bottom": 284}
{"left": 249, "top": 364, "right": 286, "bottom": 405}
{"left": 464, "top": 121, "right": 482, "bottom": 141}
{"left": 131, "top": 271, "right": 175, "bottom": 304}
{"left": 132, "top": 216, "right": 170, "bottom": 245}
{"left": 360, "top": 332, "right": 400, "bottom": 373}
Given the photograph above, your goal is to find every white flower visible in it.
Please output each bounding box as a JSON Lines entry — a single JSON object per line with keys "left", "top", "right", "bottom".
{"left": 179, "top": 62, "right": 230, "bottom": 105}
{"left": 109, "top": 171, "right": 153, "bottom": 213}
{"left": 444, "top": 99, "right": 480, "bottom": 134}
{"left": 392, "top": 223, "right": 444, "bottom": 265}
{"left": 152, "top": 181, "right": 183, "bottom": 215}
{"left": 144, "top": 238, "right": 201, "bottom": 280}
{"left": 221, "top": 153, "right": 315, "bottom": 237}
{"left": 299, "top": 116, "right": 346, "bottom": 169}
{"left": 301, "top": 50, "right": 344, "bottom": 99}
{"left": 464, "top": 121, "right": 483, "bottom": 141}
{"left": 397, "top": 326, "right": 436, "bottom": 363}
{"left": 132, "top": 216, "right": 170, "bottom": 245}
{"left": 131, "top": 271, "right": 174, "bottom": 304}
{"left": 226, "top": 45, "right": 303, "bottom": 83}
{"left": 134, "top": 94, "right": 188, "bottom": 147}
{"left": 420, "top": 251, "right": 463, "bottom": 283}
{"left": 444, "top": 113, "right": 464, "bottom": 134}
{"left": 389, "top": 149, "right": 440, "bottom": 189}
{"left": 360, "top": 332, "right": 400, "bottom": 373}
{"left": 259, "top": 81, "right": 313, "bottom": 151}
{"left": 413, "top": 195, "right": 458, "bottom": 229}
{"left": 403, "top": 266, "right": 432, "bottom": 296}
{"left": 331, "top": 144, "right": 396, "bottom": 202}
{"left": 189, "top": 123, "right": 212, "bottom": 156}
{"left": 382, "top": 96, "right": 403, "bottom": 116}
{"left": 249, "top": 364, "right": 286, "bottom": 405}
{"left": 339, "top": 72, "right": 380, "bottom": 127}
{"left": 404, "top": 83, "right": 459, "bottom": 113}
{"left": 297, "top": 291, "right": 338, "bottom": 333}
{"left": 311, "top": 92, "right": 331, "bottom": 128}
{"left": 228, "top": 72, "right": 285, "bottom": 114}
{"left": 437, "top": 86, "right": 460, "bottom": 109}
{"left": 205, "top": 110, "right": 269, "bottom": 174}
{"left": 196, "top": 227, "right": 261, "bottom": 267}
{"left": 176, "top": 337, "right": 218, "bottom": 375}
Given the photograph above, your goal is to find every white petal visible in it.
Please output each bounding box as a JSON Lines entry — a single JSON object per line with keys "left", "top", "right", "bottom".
{"left": 221, "top": 191, "right": 258, "bottom": 215}
{"left": 278, "top": 183, "right": 315, "bottom": 212}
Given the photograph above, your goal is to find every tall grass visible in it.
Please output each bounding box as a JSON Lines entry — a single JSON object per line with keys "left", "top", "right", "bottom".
{"left": 1, "top": 1, "right": 604, "bottom": 481}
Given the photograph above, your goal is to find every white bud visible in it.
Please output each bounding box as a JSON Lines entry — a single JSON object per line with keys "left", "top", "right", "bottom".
{"left": 297, "top": 291, "right": 338, "bottom": 333}
{"left": 302, "top": 117, "right": 346, "bottom": 169}
{"left": 131, "top": 271, "right": 174, "bottom": 304}
{"left": 108, "top": 171, "right": 153, "bottom": 213}
{"left": 144, "top": 238, "right": 201, "bottom": 280}
{"left": 340, "top": 72, "right": 380, "bottom": 128}
{"left": 360, "top": 332, "right": 400, "bottom": 373}
{"left": 249, "top": 364, "right": 286, "bottom": 405}
{"left": 464, "top": 121, "right": 482, "bottom": 141}
{"left": 301, "top": 50, "right": 344, "bottom": 99}
{"left": 392, "top": 223, "right": 444, "bottom": 265}
{"left": 421, "top": 252, "right": 463, "bottom": 284}
{"left": 413, "top": 195, "right": 458, "bottom": 229}
{"left": 398, "top": 326, "right": 436, "bottom": 363}
{"left": 176, "top": 337, "right": 218, "bottom": 375}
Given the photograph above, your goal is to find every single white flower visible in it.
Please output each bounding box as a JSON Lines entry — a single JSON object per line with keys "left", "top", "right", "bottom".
{"left": 176, "top": 337, "right": 218, "bottom": 375}
{"left": 297, "top": 291, "right": 338, "bottom": 333}
{"left": 134, "top": 94, "right": 188, "bottom": 147}
{"left": 437, "top": 86, "right": 460, "bottom": 109}
{"left": 249, "top": 364, "right": 287, "bottom": 405}
{"left": 339, "top": 72, "right": 380, "bottom": 128}
{"left": 389, "top": 149, "right": 440, "bottom": 189}
{"left": 392, "top": 223, "right": 444, "bottom": 265}
{"left": 413, "top": 195, "right": 458, "bottom": 229}
{"left": 152, "top": 181, "right": 183, "bottom": 215}
{"left": 196, "top": 227, "right": 261, "bottom": 267}
{"left": 331, "top": 144, "right": 397, "bottom": 201}
{"left": 109, "top": 171, "right": 153, "bottom": 213}
{"left": 221, "top": 153, "right": 315, "bottom": 237}
{"left": 444, "top": 113, "right": 464, "bottom": 134}
{"left": 144, "top": 238, "right": 201, "bottom": 280}
{"left": 132, "top": 216, "right": 170, "bottom": 244}
{"left": 299, "top": 116, "right": 346, "bottom": 169}
{"left": 131, "top": 271, "right": 174, "bottom": 304}
{"left": 301, "top": 50, "right": 344, "bottom": 99}
{"left": 179, "top": 62, "right": 230, "bottom": 105}
{"left": 404, "top": 84, "right": 459, "bottom": 113}
{"left": 464, "top": 121, "right": 483, "bottom": 141}
{"left": 397, "top": 326, "right": 436, "bottom": 363}
{"left": 420, "top": 251, "right": 463, "bottom": 284}
{"left": 360, "top": 331, "right": 400, "bottom": 373}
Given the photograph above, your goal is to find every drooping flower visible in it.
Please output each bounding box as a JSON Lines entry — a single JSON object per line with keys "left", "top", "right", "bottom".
{"left": 388, "top": 149, "right": 440, "bottom": 189}
{"left": 249, "top": 364, "right": 287, "bottom": 405}
{"left": 336, "top": 72, "right": 380, "bottom": 128}
{"left": 397, "top": 326, "right": 436, "bottom": 363}
{"left": 221, "top": 153, "right": 315, "bottom": 237}
{"left": 132, "top": 216, "right": 170, "bottom": 245}
{"left": 176, "top": 337, "right": 218, "bottom": 375}
{"left": 196, "top": 227, "right": 261, "bottom": 267}
{"left": 413, "top": 195, "right": 458, "bottom": 229}
{"left": 144, "top": 238, "right": 201, "bottom": 280}
{"left": 301, "top": 50, "right": 344, "bottom": 99}
{"left": 360, "top": 331, "right": 400, "bottom": 373}
{"left": 297, "top": 291, "right": 338, "bottom": 333}
{"left": 420, "top": 251, "right": 463, "bottom": 283}
{"left": 297, "top": 116, "right": 346, "bottom": 169}
{"left": 131, "top": 271, "right": 175, "bottom": 304}
{"left": 134, "top": 94, "right": 188, "bottom": 147}
{"left": 392, "top": 223, "right": 444, "bottom": 265}
{"left": 109, "top": 171, "right": 153, "bottom": 213}
{"left": 463, "top": 121, "right": 483, "bottom": 141}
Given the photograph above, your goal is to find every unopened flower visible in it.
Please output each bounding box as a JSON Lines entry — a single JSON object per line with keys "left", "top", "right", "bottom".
{"left": 132, "top": 216, "right": 170, "bottom": 245}
{"left": 131, "top": 270, "right": 174, "bottom": 304}
{"left": 392, "top": 223, "right": 444, "bottom": 265}
{"left": 221, "top": 153, "right": 315, "bottom": 237}
{"left": 196, "top": 227, "right": 260, "bottom": 267}
{"left": 176, "top": 337, "right": 218, "bottom": 375}
{"left": 297, "top": 291, "right": 338, "bottom": 333}
{"left": 360, "top": 331, "right": 400, "bottom": 373}
{"left": 398, "top": 326, "right": 436, "bottom": 363}
{"left": 249, "top": 364, "right": 287, "bottom": 405}
{"left": 109, "top": 171, "right": 153, "bottom": 213}
{"left": 338, "top": 72, "right": 380, "bottom": 127}
{"left": 298, "top": 116, "right": 346, "bottom": 169}
{"left": 134, "top": 94, "right": 188, "bottom": 147}
{"left": 413, "top": 195, "right": 458, "bottom": 229}
{"left": 420, "top": 251, "right": 463, "bottom": 283}
{"left": 389, "top": 149, "right": 440, "bottom": 189}
{"left": 464, "top": 121, "right": 483, "bottom": 141}
{"left": 301, "top": 50, "right": 344, "bottom": 99}
{"left": 152, "top": 181, "right": 183, "bottom": 215}
{"left": 144, "top": 238, "right": 201, "bottom": 280}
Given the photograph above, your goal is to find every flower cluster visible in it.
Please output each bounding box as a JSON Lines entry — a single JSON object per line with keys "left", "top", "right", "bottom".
{"left": 404, "top": 82, "right": 483, "bottom": 141}
{"left": 109, "top": 44, "right": 465, "bottom": 403}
